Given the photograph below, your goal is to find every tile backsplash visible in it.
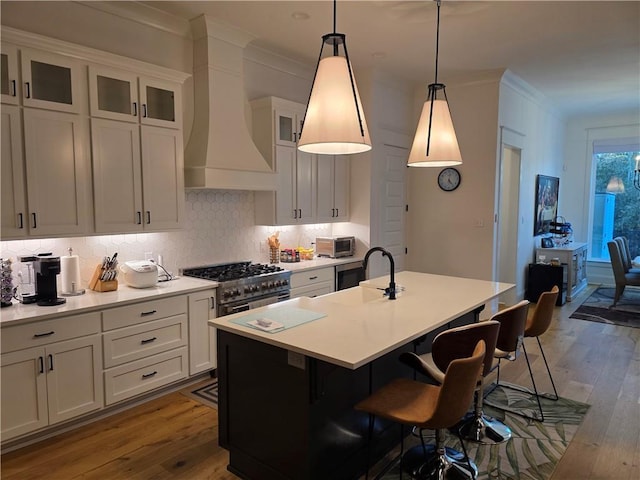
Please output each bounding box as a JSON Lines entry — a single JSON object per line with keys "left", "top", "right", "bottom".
{"left": 0, "top": 190, "right": 334, "bottom": 285}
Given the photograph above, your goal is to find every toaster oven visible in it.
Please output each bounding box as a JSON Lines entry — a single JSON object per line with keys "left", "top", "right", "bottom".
{"left": 315, "top": 236, "right": 356, "bottom": 258}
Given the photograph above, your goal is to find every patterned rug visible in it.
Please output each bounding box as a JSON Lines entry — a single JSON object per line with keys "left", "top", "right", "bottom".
{"left": 569, "top": 286, "right": 640, "bottom": 328}
{"left": 181, "top": 379, "right": 218, "bottom": 408}
{"left": 380, "top": 383, "right": 590, "bottom": 480}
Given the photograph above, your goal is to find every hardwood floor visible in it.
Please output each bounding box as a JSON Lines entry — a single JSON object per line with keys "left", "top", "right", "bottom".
{"left": 2, "top": 285, "right": 638, "bottom": 479}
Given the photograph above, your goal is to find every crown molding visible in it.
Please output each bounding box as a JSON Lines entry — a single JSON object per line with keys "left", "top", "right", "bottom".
{"left": 2, "top": 26, "right": 190, "bottom": 83}
{"left": 75, "top": 1, "right": 192, "bottom": 39}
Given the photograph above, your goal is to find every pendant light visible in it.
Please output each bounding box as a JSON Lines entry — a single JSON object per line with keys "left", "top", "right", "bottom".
{"left": 297, "top": 0, "right": 371, "bottom": 155}
{"left": 408, "top": 0, "right": 462, "bottom": 167}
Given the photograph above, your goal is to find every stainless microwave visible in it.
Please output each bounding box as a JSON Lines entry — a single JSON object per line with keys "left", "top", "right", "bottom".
{"left": 315, "top": 236, "right": 355, "bottom": 258}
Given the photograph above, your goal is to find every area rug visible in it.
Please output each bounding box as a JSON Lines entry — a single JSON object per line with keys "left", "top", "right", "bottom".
{"left": 380, "top": 384, "right": 590, "bottom": 480}
{"left": 569, "top": 286, "right": 640, "bottom": 328}
{"left": 181, "top": 379, "right": 218, "bottom": 408}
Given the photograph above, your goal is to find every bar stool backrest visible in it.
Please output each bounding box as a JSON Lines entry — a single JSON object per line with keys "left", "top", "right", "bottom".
{"left": 492, "top": 300, "right": 530, "bottom": 355}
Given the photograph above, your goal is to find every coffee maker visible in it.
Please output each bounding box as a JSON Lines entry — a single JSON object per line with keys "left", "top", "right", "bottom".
{"left": 17, "top": 255, "right": 38, "bottom": 304}
{"left": 34, "top": 254, "right": 66, "bottom": 306}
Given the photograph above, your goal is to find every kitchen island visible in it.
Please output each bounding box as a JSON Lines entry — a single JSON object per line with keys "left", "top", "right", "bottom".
{"left": 210, "top": 271, "right": 513, "bottom": 480}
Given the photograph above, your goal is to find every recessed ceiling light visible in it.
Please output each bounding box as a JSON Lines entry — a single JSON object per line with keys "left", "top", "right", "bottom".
{"left": 372, "top": 51, "right": 387, "bottom": 60}
{"left": 291, "top": 11, "right": 310, "bottom": 21}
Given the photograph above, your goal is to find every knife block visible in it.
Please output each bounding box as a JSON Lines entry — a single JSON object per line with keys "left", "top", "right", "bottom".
{"left": 88, "top": 264, "right": 118, "bottom": 292}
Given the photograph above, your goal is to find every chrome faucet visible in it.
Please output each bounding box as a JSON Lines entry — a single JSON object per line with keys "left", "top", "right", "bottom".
{"left": 362, "top": 247, "right": 396, "bottom": 300}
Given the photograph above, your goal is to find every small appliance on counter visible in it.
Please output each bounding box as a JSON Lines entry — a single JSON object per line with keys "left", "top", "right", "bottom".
{"left": 120, "top": 260, "right": 158, "bottom": 288}
{"left": 315, "top": 236, "right": 355, "bottom": 258}
{"left": 34, "top": 254, "right": 66, "bottom": 306}
{"left": 16, "top": 255, "right": 38, "bottom": 304}
{"left": 61, "top": 247, "right": 85, "bottom": 296}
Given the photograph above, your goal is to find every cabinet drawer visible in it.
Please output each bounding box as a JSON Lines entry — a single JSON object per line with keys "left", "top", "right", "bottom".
{"left": 1, "top": 312, "right": 100, "bottom": 353}
{"left": 104, "top": 347, "right": 187, "bottom": 405}
{"left": 102, "top": 295, "right": 187, "bottom": 331}
{"left": 290, "top": 268, "right": 335, "bottom": 289}
{"left": 290, "top": 282, "right": 334, "bottom": 299}
{"left": 102, "top": 314, "right": 187, "bottom": 368}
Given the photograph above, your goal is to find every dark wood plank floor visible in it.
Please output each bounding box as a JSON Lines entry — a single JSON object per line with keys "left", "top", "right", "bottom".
{"left": 2, "top": 285, "right": 638, "bottom": 479}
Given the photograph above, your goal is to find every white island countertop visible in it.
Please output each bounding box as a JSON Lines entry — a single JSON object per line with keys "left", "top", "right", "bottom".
{"left": 1, "top": 276, "right": 217, "bottom": 326}
{"left": 210, "top": 271, "right": 514, "bottom": 370}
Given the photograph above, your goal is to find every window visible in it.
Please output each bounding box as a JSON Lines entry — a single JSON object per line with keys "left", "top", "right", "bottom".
{"left": 590, "top": 137, "right": 640, "bottom": 261}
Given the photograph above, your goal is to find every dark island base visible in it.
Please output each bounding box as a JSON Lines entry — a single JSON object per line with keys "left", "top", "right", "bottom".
{"left": 216, "top": 310, "right": 478, "bottom": 480}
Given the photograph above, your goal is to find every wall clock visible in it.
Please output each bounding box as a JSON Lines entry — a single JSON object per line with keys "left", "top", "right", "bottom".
{"left": 437, "top": 167, "right": 461, "bottom": 191}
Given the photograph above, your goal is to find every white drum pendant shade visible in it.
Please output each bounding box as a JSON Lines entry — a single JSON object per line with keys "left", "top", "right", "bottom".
{"left": 298, "top": 56, "right": 371, "bottom": 155}
{"left": 408, "top": 98, "right": 462, "bottom": 167}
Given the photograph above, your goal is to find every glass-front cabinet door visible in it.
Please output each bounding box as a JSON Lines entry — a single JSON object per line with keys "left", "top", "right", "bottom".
{"left": 20, "top": 48, "right": 81, "bottom": 113}
{"left": 274, "top": 108, "right": 302, "bottom": 148}
{"left": 139, "top": 77, "right": 181, "bottom": 130}
{"left": 1, "top": 44, "right": 19, "bottom": 105}
{"left": 88, "top": 66, "right": 138, "bottom": 122}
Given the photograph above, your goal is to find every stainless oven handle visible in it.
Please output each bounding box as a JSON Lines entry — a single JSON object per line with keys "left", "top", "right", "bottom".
{"left": 229, "top": 304, "right": 250, "bottom": 313}
{"left": 277, "top": 293, "right": 290, "bottom": 301}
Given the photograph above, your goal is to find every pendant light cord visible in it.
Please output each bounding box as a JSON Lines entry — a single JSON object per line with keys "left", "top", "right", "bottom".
{"left": 434, "top": 0, "right": 441, "bottom": 85}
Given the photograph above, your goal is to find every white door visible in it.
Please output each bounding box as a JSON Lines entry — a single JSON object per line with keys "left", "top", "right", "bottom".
{"left": 375, "top": 144, "right": 407, "bottom": 277}
{"left": 274, "top": 145, "right": 296, "bottom": 225}
{"left": 1, "top": 44, "right": 20, "bottom": 105}
{"left": 495, "top": 127, "right": 524, "bottom": 305}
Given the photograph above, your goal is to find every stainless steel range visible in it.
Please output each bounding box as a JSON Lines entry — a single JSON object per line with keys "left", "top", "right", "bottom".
{"left": 182, "top": 261, "right": 291, "bottom": 317}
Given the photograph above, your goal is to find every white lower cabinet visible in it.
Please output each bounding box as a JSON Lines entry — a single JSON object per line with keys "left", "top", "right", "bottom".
{"left": 102, "top": 295, "right": 189, "bottom": 405}
{"left": 0, "top": 313, "right": 103, "bottom": 441}
{"left": 188, "top": 289, "right": 217, "bottom": 375}
{"left": 104, "top": 347, "right": 188, "bottom": 406}
{"left": 290, "top": 268, "right": 335, "bottom": 298}
{"left": 1, "top": 289, "right": 216, "bottom": 444}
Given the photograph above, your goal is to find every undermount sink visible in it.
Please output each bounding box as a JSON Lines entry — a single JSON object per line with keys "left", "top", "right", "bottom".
{"left": 326, "top": 286, "right": 389, "bottom": 306}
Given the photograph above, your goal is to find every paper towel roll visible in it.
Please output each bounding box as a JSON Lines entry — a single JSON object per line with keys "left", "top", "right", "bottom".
{"left": 61, "top": 254, "right": 84, "bottom": 295}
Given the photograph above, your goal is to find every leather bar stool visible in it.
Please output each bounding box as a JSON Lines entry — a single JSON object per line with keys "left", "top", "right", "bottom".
{"left": 400, "top": 320, "right": 510, "bottom": 445}
{"left": 484, "top": 299, "right": 555, "bottom": 422}
{"left": 487, "top": 290, "right": 559, "bottom": 421}
{"left": 356, "top": 340, "right": 486, "bottom": 480}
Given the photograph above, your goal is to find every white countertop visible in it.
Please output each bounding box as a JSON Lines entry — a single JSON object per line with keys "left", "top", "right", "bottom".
{"left": 0, "top": 276, "right": 217, "bottom": 326}
{"left": 274, "top": 256, "right": 363, "bottom": 272}
{"left": 210, "top": 271, "right": 514, "bottom": 370}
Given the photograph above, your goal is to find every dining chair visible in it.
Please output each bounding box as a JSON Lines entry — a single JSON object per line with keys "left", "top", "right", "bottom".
{"left": 356, "top": 340, "right": 485, "bottom": 480}
{"left": 607, "top": 240, "right": 640, "bottom": 306}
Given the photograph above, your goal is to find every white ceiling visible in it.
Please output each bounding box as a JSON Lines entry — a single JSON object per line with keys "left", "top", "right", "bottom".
{"left": 142, "top": 0, "right": 640, "bottom": 117}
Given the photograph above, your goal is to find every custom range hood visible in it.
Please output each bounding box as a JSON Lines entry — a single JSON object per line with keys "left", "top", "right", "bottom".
{"left": 184, "top": 15, "right": 276, "bottom": 190}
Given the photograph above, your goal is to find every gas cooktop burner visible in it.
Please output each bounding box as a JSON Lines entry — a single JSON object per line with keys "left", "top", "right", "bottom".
{"left": 183, "top": 261, "right": 286, "bottom": 282}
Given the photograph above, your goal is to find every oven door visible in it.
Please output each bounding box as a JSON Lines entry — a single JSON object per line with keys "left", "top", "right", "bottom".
{"left": 219, "top": 292, "right": 290, "bottom": 317}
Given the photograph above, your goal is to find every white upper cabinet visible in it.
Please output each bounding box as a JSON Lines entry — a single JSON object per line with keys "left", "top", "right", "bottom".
{"left": 316, "top": 155, "right": 350, "bottom": 223}
{"left": 1, "top": 44, "right": 20, "bottom": 105}
{"left": 1, "top": 105, "right": 27, "bottom": 239}
{"left": 138, "top": 77, "right": 182, "bottom": 130}
{"left": 20, "top": 48, "right": 82, "bottom": 113}
{"left": 252, "top": 96, "right": 349, "bottom": 225}
{"left": 22, "top": 108, "right": 91, "bottom": 236}
{"left": 139, "top": 125, "right": 184, "bottom": 230}
{"left": 88, "top": 69, "right": 184, "bottom": 233}
{"left": 92, "top": 120, "right": 184, "bottom": 233}
{"left": 88, "top": 66, "right": 138, "bottom": 122}
{"left": 89, "top": 67, "right": 182, "bottom": 130}
{"left": 91, "top": 119, "right": 143, "bottom": 233}
{"left": 274, "top": 106, "right": 304, "bottom": 148}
